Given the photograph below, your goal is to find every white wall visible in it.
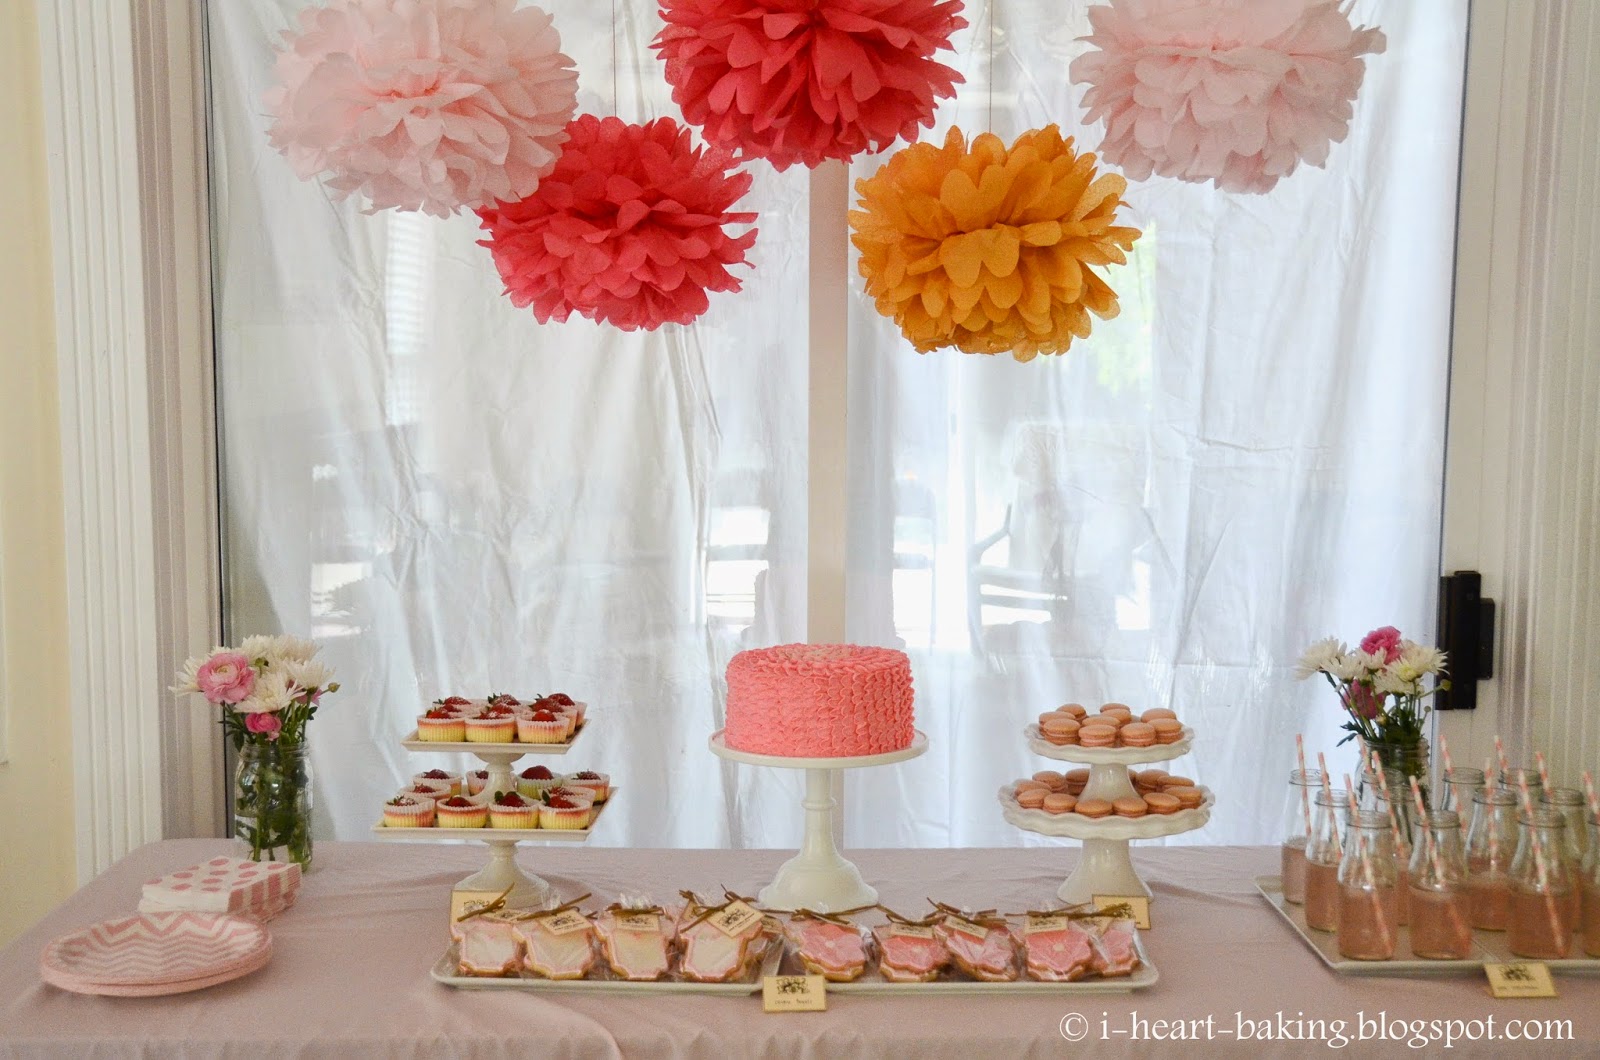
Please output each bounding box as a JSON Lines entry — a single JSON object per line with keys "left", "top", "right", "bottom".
{"left": 0, "top": 0, "right": 77, "bottom": 947}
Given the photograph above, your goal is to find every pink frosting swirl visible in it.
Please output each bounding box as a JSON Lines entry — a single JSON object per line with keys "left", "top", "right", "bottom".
{"left": 724, "top": 644, "right": 914, "bottom": 757}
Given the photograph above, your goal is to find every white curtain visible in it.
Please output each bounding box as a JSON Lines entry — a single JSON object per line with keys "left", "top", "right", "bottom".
{"left": 208, "top": 0, "right": 1466, "bottom": 849}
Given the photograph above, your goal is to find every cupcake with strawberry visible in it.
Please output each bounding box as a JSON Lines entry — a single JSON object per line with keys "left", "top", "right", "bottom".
{"left": 383, "top": 795, "right": 435, "bottom": 828}
{"left": 435, "top": 794, "right": 490, "bottom": 829}
{"left": 466, "top": 769, "right": 491, "bottom": 797}
{"left": 565, "top": 771, "right": 610, "bottom": 804}
{"left": 539, "top": 791, "right": 593, "bottom": 831}
{"left": 411, "top": 769, "right": 461, "bottom": 797}
{"left": 547, "top": 692, "right": 584, "bottom": 728}
{"left": 465, "top": 703, "right": 517, "bottom": 743}
{"left": 516, "top": 707, "right": 567, "bottom": 744}
{"left": 488, "top": 791, "right": 540, "bottom": 829}
{"left": 416, "top": 706, "right": 467, "bottom": 742}
{"left": 515, "top": 765, "right": 561, "bottom": 798}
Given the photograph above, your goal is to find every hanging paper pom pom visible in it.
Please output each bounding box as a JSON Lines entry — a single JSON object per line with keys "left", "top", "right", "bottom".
{"left": 476, "top": 115, "right": 759, "bottom": 332}
{"left": 1069, "top": 0, "right": 1386, "bottom": 194}
{"left": 265, "top": 0, "right": 579, "bottom": 217}
{"left": 652, "top": 0, "right": 967, "bottom": 170}
{"left": 849, "top": 125, "right": 1141, "bottom": 360}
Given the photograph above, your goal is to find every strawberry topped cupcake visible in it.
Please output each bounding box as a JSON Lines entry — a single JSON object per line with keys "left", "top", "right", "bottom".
{"left": 516, "top": 708, "right": 567, "bottom": 744}
{"left": 546, "top": 692, "right": 585, "bottom": 728}
{"left": 465, "top": 705, "right": 517, "bottom": 743}
{"left": 384, "top": 795, "right": 435, "bottom": 828}
{"left": 565, "top": 771, "right": 610, "bottom": 803}
{"left": 411, "top": 770, "right": 460, "bottom": 796}
{"left": 539, "top": 792, "right": 592, "bottom": 830}
{"left": 395, "top": 782, "right": 445, "bottom": 803}
{"left": 545, "top": 786, "right": 596, "bottom": 826}
{"left": 466, "top": 769, "right": 491, "bottom": 797}
{"left": 435, "top": 795, "right": 490, "bottom": 828}
{"left": 417, "top": 706, "right": 467, "bottom": 742}
{"left": 516, "top": 765, "right": 562, "bottom": 798}
{"left": 488, "top": 791, "right": 540, "bottom": 829}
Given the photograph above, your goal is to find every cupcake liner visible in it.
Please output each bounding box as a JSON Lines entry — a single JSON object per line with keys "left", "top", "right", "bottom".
{"left": 516, "top": 718, "right": 567, "bottom": 744}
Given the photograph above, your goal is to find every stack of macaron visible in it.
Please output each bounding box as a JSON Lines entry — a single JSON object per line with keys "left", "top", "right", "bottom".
{"left": 1009, "top": 768, "right": 1205, "bottom": 819}
{"left": 1035, "top": 702, "right": 1185, "bottom": 749}
{"left": 415, "top": 693, "right": 588, "bottom": 744}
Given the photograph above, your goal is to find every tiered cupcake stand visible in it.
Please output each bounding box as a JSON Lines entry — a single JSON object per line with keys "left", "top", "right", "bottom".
{"left": 999, "top": 724, "right": 1211, "bottom": 904}
{"left": 709, "top": 729, "right": 927, "bottom": 912}
{"left": 370, "top": 716, "right": 608, "bottom": 909}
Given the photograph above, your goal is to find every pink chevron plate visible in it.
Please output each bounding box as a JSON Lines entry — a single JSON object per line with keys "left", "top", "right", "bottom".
{"left": 40, "top": 912, "right": 272, "bottom": 992}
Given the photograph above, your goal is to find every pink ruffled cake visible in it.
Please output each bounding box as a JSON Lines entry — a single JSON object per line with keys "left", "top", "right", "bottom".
{"left": 724, "top": 644, "right": 914, "bottom": 757}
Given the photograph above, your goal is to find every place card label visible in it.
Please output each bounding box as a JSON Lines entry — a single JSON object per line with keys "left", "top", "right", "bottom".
{"left": 1024, "top": 914, "right": 1074, "bottom": 935}
{"left": 1093, "top": 894, "right": 1152, "bottom": 930}
{"left": 711, "top": 899, "right": 764, "bottom": 938}
{"left": 889, "top": 923, "right": 935, "bottom": 939}
{"left": 536, "top": 909, "right": 591, "bottom": 936}
{"left": 944, "top": 916, "right": 989, "bottom": 941}
{"left": 762, "top": 974, "right": 827, "bottom": 1012}
{"left": 615, "top": 912, "right": 661, "bottom": 933}
{"left": 1485, "top": 962, "right": 1557, "bottom": 998}
{"left": 451, "top": 889, "right": 510, "bottom": 924}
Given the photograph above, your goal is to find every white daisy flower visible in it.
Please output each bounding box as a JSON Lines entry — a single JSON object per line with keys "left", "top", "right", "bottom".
{"left": 1294, "top": 637, "right": 1347, "bottom": 680}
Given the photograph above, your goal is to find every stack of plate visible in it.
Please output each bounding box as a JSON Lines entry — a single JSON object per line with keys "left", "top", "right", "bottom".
{"left": 39, "top": 912, "right": 273, "bottom": 996}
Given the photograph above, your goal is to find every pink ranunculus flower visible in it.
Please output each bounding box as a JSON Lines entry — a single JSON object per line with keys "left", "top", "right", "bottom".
{"left": 1360, "top": 626, "right": 1404, "bottom": 663}
{"left": 245, "top": 711, "right": 282, "bottom": 741}
{"left": 1348, "top": 682, "right": 1381, "bottom": 720}
{"left": 196, "top": 652, "right": 256, "bottom": 705}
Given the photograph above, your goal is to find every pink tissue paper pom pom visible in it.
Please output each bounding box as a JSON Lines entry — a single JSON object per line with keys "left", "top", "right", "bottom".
{"left": 197, "top": 652, "right": 256, "bottom": 706}
{"left": 265, "top": 0, "right": 579, "bottom": 217}
{"left": 476, "top": 114, "right": 759, "bottom": 331}
{"left": 1069, "top": 0, "right": 1386, "bottom": 194}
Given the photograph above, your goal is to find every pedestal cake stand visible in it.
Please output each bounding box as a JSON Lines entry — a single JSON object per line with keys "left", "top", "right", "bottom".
{"left": 709, "top": 730, "right": 927, "bottom": 912}
{"left": 371, "top": 722, "right": 603, "bottom": 909}
{"left": 1001, "top": 725, "right": 1211, "bottom": 904}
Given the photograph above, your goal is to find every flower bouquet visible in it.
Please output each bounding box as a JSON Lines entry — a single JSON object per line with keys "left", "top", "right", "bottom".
{"left": 175, "top": 635, "right": 338, "bottom": 867}
{"left": 1295, "top": 626, "right": 1448, "bottom": 784}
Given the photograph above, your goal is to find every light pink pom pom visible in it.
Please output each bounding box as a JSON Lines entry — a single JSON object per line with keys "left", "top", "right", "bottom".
{"left": 1069, "top": 0, "right": 1386, "bottom": 194}
{"left": 265, "top": 0, "right": 578, "bottom": 217}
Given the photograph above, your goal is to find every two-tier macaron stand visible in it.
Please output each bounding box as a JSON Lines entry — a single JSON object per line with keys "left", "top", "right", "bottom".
{"left": 710, "top": 730, "right": 928, "bottom": 912}
{"left": 1000, "top": 724, "right": 1212, "bottom": 904}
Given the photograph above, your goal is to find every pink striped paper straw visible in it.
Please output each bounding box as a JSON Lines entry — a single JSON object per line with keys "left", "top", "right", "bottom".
{"left": 1584, "top": 771, "right": 1599, "bottom": 822}
{"left": 1514, "top": 772, "right": 1564, "bottom": 947}
{"left": 1345, "top": 773, "right": 1392, "bottom": 952}
{"left": 1485, "top": 757, "right": 1501, "bottom": 871}
{"left": 1296, "top": 734, "right": 1313, "bottom": 837}
{"left": 1371, "top": 749, "right": 1408, "bottom": 856}
{"left": 1440, "top": 732, "right": 1455, "bottom": 778}
{"left": 1495, "top": 735, "right": 1509, "bottom": 780}
{"left": 1318, "top": 752, "right": 1341, "bottom": 858}
{"left": 1410, "top": 775, "right": 1466, "bottom": 939}
{"left": 1535, "top": 751, "right": 1552, "bottom": 795}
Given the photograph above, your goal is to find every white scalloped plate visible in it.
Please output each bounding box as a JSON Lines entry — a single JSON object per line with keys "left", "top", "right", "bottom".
{"left": 1025, "top": 725, "right": 1194, "bottom": 765}
{"left": 998, "top": 785, "right": 1213, "bottom": 840}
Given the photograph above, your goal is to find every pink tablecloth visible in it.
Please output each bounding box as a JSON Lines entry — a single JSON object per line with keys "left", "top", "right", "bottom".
{"left": 0, "top": 840, "right": 1594, "bottom": 1058}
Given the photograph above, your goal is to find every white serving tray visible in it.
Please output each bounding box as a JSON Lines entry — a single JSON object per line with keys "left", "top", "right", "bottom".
{"left": 1255, "top": 875, "right": 1600, "bottom": 976}
{"left": 429, "top": 937, "right": 784, "bottom": 995}
{"left": 1000, "top": 785, "right": 1213, "bottom": 840}
{"left": 1025, "top": 725, "right": 1194, "bottom": 764}
{"left": 810, "top": 933, "right": 1159, "bottom": 995}
{"left": 400, "top": 720, "right": 588, "bottom": 756}
{"left": 370, "top": 792, "right": 615, "bottom": 842}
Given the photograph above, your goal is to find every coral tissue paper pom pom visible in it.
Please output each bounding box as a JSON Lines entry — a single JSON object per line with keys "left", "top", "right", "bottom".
{"left": 653, "top": 0, "right": 967, "bottom": 170}
{"left": 265, "top": 0, "right": 579, "bottom": 217}
{"left": 476, "top": 115, "right": 759, "bottom": 332}
{"left": 1069, "top": 0, "right": 1386, "bottom": 194}
{"left": 849, "top": 125, "right": 1142, "bottom": 360}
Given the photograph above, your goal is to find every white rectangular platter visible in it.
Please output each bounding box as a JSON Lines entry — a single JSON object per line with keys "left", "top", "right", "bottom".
{"left": 400, "top": 722, "right": 588, "bottom": 755}
{"left": 801, "top": 934, "right": 1159, "bottom": 995}
{"left": 370, "top": 793, "right": 615, "bottom": 842}
{"left": 430, "top": 939, "right": 783, "bottom": 995}
{"left": 1256, "top": 875, "right": 1600, "bottom": 976}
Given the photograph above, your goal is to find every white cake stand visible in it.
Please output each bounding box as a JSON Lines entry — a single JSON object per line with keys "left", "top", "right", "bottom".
{"left": 1007, "top": 725, "right": 1208, "bottom": 904}
{"left": 709, "top": 730, "right": 927, "bottom": 912}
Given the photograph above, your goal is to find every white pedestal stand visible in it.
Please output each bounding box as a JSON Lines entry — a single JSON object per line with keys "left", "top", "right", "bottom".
{"left": 1001, "top": 726, "right": 1211, "bottom": 905}
{"left": 710, "top": 730, "right": 927, "bottom": 912}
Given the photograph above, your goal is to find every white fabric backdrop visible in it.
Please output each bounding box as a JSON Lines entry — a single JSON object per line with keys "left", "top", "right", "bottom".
{"left": 207, "top": 0, "right": 1466, "bottom": 848}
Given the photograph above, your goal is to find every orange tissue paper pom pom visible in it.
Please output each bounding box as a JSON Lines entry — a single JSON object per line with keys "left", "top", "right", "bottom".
{"left": 848, "top": 125, "right": 1142, "bottom": 360}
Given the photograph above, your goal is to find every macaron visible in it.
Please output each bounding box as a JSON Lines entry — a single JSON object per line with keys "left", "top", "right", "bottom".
{"left": 1065, "top": 768, "right": 1091, "bottom": 786}
{"left": 1112, "top": 797, "right": 1148, "bottom": 818}
{"left": 1135, "top": 769, "right": 1169, "bottom": 788}
{"left": 1033, "top": 770, "right": 1066, "bottom": 790}
{"left": 1159, "top": 774, "right": 1195, "bottom": 790}
{"left": 1144, "top": 793, "right": 1181, "bottom": 815}
{"left": 1018, "top": 787, "right": 1049, "bottom": 810}
{"left": 1120, "top": 722, "right": 1156, "bottom": 748}
{"left": 1100, "top": 701, "right": 1134, "bottom": 716}
{"left": 1141, "top": 708, "right": 1178, "bottom": 722}
{"left": 1075, "top": 798, "right": 1113, "bottom": 819}
{"left": 1151, "top": 718, "right": 1185, "bottom": 744}
{"left": 1014, "top": 779, "right": 1051, "bottom": 796}
{"left": 1078, "top": 724, "right": 1119, "bottom": 748}
{"left": 1038, "top": 711, "right": 1065, "bottom": 728}
{"left": 1057, "top": 703, "right": 1088, "bottom": 720}
{"left": 1166, "top": 786, "right": 1204, "bottom": 809}
{"left": 1043, "top": 792, "right": 1078, "bottom": 815}
{"left": 1041, "top": 717, "right": 1080, "bottom": 745}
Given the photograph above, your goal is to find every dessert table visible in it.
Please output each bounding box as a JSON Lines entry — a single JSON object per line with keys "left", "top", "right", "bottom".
{"left": 1, "top": 840, "right": 1596, "bottom": 1058}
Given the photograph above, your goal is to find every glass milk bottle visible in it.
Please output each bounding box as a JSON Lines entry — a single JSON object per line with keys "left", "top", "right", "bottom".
{"left": 1372, "top": 791, "right": 1412, "bottom": 926}
{"left": 1542, "top": 788, "right": 1586, "bottom": 931}
{"left": 1304, "top": 789, "right": 1344, "bottom": 932}
{"left": 1499, "top": 768, "right": 1544, "bottom": 804}
{"left": 1280, "top": 768, "right": 1323, "bottom": 904}
{"left": 1507, "top": 807, "right": 1574, "bottom": 959}
{"left": 1465, "top": 787, "right": 1518, "bottom": 930}
{"left": 1440, "top": 766, "right": 1485, "bottom": 816}
{"left": 1338, "top": 810, "right": 1400, "bottom": 960}
{"left": 1408, "top": 810, "right": 1472, "bottom": 959}
{"left": 1583, "top": 811, "right": 1600, "bottom": 958}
